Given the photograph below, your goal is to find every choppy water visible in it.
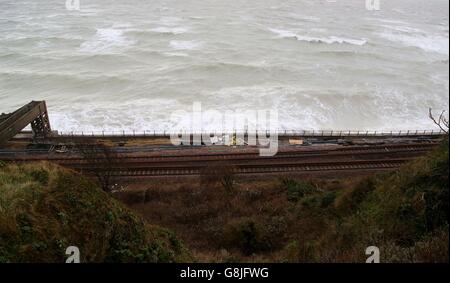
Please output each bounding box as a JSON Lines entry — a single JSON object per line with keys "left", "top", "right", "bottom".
{"left": 0, "top": 0, "right": 448, "bottom": 132}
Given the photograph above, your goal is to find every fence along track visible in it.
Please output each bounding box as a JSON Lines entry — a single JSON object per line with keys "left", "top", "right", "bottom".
{"left": 1, "top": 142, "right": 439, "bottom": 164}
{"left": 56, "top": 129, "right": 446, "bottom": 138}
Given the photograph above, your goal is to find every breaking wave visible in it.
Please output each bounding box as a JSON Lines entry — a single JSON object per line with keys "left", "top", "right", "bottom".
{"left": 80, "top": 28, "right": 134, "bottom": 53}
{"left": 379, "top": 31, "right": 449, "bottom": 55}
{"left": 269, "top": 28, "right": 368, "bottom": 46}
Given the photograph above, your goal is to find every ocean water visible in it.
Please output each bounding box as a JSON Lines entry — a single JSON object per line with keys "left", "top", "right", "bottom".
{"left": 0, "top": 0, "right": 448, "bottom": 132}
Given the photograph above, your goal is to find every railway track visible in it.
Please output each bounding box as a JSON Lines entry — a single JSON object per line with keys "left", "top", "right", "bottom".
{"left": 1, "top": 142, "right": 437, "bottom": 177}
{"left": 87, "top": 159, "right": 410, "bottom": 177}
{"left": 0, "top": 142, "right": 438, "bottom": 163}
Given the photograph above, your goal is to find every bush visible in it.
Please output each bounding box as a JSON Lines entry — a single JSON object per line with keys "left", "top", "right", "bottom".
{"left": 222, "top": 219, "right": 269, "bottom": 255}
{"left": 381, "top": 226, "right": 449, "bottom": 263}
{"left": 334, "top": 177, "right": 377, "bottom": 213}
{"left": 29, "top": 169, "right": 49, "bottom": 186}
{"left": 281, "top": 179, "right": 318, "bottom": 202}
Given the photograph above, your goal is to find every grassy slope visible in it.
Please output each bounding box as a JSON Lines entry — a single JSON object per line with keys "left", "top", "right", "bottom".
{"left": 1, "top": 139, "right": 447, "bottom": 263}
{"left": 307, "top": 138, "right": 449, "bottom": 262}
{"left": 119, "top": 138, "right": 449, "bottom": 262}
{"left": 0, "top": 162, "right": 190, "bottom": 263}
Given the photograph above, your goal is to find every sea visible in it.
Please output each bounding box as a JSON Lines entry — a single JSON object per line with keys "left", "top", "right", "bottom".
{"left": 0, "top": 0, "right": 448, "bottom": 133}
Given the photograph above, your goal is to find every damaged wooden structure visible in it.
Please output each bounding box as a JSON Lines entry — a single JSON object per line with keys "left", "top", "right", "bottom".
{"left": 0, "top": 101, "right": 52, "bottom": 145}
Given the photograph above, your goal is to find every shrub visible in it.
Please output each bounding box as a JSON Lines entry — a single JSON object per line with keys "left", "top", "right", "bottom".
{"left": 222, "top": 219, "right": 268, "bottom": 255}
{"left": 320, "top": 191, "right": 337, "bottom": 208}
{"left": 381, "top": 226, "right": 449, "bottom": 263}
{"left": 281, "top": 179, "right": 318, "bottom": 202}
{"left": 29, "top": 169, "right": 49, "bottom": 186}
{"left": 334, "top": 177, "right": 377, "bottom": 213}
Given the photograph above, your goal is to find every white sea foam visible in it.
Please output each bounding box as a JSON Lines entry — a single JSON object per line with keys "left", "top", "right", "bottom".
{"left": 269, "top": 28, "right": 367, "bottom": 46}
{"left": 80, "top": 28, "right": 134, "bottom": 52}
{"left": 269, "top": 28, "right": 297, "bottom": 39}
{"left": 50, "top": 98, "right": 185, "bottom": 133}
{"left": 297, "top": 35, "right": 367, "bottom": 46}
{"left": 379, "top": 31, "right": 449, "bottom": 55}
{"left": 376, "top": 21, "right": 449, "bottom": 55}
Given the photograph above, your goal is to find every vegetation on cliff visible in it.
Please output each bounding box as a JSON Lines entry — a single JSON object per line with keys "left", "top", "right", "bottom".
{"left": 0, "top": 162, "right": 190, "bottom": 263}
{"left": 119, "top": 138, "right": 449, "bottom": 262}
{"left": 0, "top": 138, "right": 447, "bottom": 263}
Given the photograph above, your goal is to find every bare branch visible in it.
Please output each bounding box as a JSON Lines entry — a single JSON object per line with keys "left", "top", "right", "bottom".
{"left": 440, "top": 111, "right": 449, "bottom": 128}
{"left": 75, "top": 139, "right": 118, "bottom": 192}
{"left": 429, "top": 108, "right": 449, "bottom": 134}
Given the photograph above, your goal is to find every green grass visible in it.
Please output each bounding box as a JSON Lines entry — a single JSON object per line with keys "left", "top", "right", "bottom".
{"left": 317, "top": 138, "right": 449, "bottom": 262}
{"left": 0, "top": 162, "right": 190, "bottom": 263}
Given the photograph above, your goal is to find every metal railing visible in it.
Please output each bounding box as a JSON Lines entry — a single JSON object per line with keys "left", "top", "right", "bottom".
{"left": 55, "top": 129, "right": 446, "bottom": 138}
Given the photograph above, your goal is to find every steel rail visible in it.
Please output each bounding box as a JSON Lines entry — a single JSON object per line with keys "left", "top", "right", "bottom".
{"left": 1, "top": 143, "right": 438, "bottom": 163}
{"left": 84, "top": 159, "right": 411, "bottom": 177}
